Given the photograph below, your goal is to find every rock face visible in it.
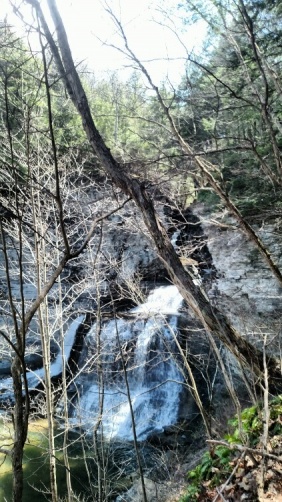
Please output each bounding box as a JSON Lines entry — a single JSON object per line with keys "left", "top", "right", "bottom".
{"left": 194, "top": 204, "right": 282, "bottom": 336}
{"left": 116, "top": 476, "right": 181, "bottom": 502}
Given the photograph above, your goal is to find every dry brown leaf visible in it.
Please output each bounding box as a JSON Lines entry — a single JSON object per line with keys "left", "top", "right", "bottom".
{"left": 238, "top": 479, "right": 251, "bottom": 491}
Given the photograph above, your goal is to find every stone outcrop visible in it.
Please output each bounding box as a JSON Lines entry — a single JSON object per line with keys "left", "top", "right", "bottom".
{"left": 194, "top": 204, "right": 282, "bottom": 337}
{"left": 116, "top": 476, "right": 184, "bottom": 502}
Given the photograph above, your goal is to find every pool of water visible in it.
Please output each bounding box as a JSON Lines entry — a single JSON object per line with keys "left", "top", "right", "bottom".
{"left": 0, "top": 418, "right": 127, "bottom": 502}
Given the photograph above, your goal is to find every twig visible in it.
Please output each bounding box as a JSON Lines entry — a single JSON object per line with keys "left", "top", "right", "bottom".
{"left": 0, "top": 447, "right": 12, "bottom": 455}
{"left": 212, "top": 452, "right": 246, "bottom": 502}
{"left": 214, "top": 487, "right": 228, "bottom": 501}
{"left": 207, "top": 440, "right": 281, "bottom": 463}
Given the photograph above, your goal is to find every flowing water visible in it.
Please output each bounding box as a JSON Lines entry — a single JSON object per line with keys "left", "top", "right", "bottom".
{"left": 70, "top": 285, "right": 185, "bottom": 441}
{"left": 0, "top": 287, "right": 185, "bottom": 441}
{"left": 0, "top": 286, "right": 185, "bottom": 500}
{"left": 0, "top": 315, "right": 85, "bottom": 399}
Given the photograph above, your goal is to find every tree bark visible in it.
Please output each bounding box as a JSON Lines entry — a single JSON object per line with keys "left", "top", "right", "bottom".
{"left": 25, "top": 0, "right": 281, "bottom": 387}
{"left": 11, "top": 356, "right": 28, "bottom": 502}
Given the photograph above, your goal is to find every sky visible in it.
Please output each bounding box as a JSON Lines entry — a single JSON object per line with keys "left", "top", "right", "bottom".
{"left": 0, "top": 0, "right": 206, "bottom": 85}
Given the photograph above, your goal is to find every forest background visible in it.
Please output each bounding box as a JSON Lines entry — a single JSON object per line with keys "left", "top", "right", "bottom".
{"left": 0, "top": 0, "right": 282, "bottom": 501}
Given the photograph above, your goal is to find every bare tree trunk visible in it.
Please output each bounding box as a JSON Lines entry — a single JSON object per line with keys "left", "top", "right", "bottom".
{"left": 11, "top": 357, "right": 26, "bottom": 502}
{"left": 58, "top": 271, "right": 73, "bottom": 502}
{"left": 34, "top": 200, "right": 58, "bottom": 502}
{"left": 27, "top": 0, "right": 281, "bottom": 387}
{"left": 1, "top": 225, "right": 29, "bottom": 502}
{"left": 1, "top": 73, "right": 30, "bottom": 500}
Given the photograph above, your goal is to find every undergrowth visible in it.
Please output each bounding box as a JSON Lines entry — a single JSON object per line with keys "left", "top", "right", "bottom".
{"left": 180, "top": 395, "right": 282, "bottom": 502}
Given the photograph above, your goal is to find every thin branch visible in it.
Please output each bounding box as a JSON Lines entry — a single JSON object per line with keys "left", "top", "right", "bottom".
{"left": 206, "top": 440, "right": 282, "bottom": 463}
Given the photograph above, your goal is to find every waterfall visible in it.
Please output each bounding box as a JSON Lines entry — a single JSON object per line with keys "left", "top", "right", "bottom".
{"left": 132, "top": 284, "right": 183, "bottom": 315}
{"left": 0, "top": 287, "right": 186, "bottom": 441}
{"left": 0, "top": 315, "right": 85, "bottom": 399}
{"left": 25, "top": 315, "right": 85, "bottom": 389}
{"left": 70, "top": 286, "right": 184, "bottom": 441}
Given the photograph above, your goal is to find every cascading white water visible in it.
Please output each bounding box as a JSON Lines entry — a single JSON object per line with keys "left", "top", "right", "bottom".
{"left": 25, "top": 314, "right": 85, "bottom": 389}
{"left": 0, "top": 288, "right": 185, "bottom": 441}
{"left": 70, "top": 286, "right": 184, "bottom": 441}
{"left": 132, "top": 284, "right": 183, "bottom": 315}
{"left": 0, "top": 315, "right": 85, "bottom": 399}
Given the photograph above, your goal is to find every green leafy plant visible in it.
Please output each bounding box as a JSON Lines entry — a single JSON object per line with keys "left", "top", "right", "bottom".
{"left": 197, "top": 188, "right": 221, "bottom": 209}
{"left": 179, "top": 483, "right": 200, "bottom": 502}
{"left": 226, "top": 405, "right": 262, "bottom": 445}
{"left": 270, "top": 395, "right": 282, "bottom": 419}
{"left": 180, "top": 446, "right": 232, "bottom": 501}
{"left": 180, "top": 397, "right": 282, "bottom": 501}
{"left": 269, "top": 395, "right": 282, "bottom": 435}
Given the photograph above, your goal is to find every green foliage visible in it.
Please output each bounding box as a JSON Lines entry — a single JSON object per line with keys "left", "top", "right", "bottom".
{"left": 180, "top": 397, "right": 282, "bottom": 501}
{"left": 226, "top": 405, "right": 262, "bottom": 446}
{"left": 179, "top": 446, "right": 232, "bottom": 501}
{"left": 269, "top": 395, "right": 282, "bottom": 435}
{"left": 190, "top": 446, "right": 231, "bottom": 483}
{"left": 177, "top": 0, "right": 282, "bottom": 216}
{"left": 179, "top": 483, "right": 200, "bottom": 502}
{"left": 0, "top": 22, "right": 97, "bottom": 188}
{"left": 197, "top": 188, "right": 221, "bottom": 209}
{"left": 270, "top": 395, "right": 282, "bottom": 418}
{"left": 87, "top": 73, "right": 169, "bottom": 162}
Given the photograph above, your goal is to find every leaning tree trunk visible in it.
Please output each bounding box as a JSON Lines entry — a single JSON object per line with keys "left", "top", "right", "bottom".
{"left": 27, "top": 0, "right": 281, "bottom": 388}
